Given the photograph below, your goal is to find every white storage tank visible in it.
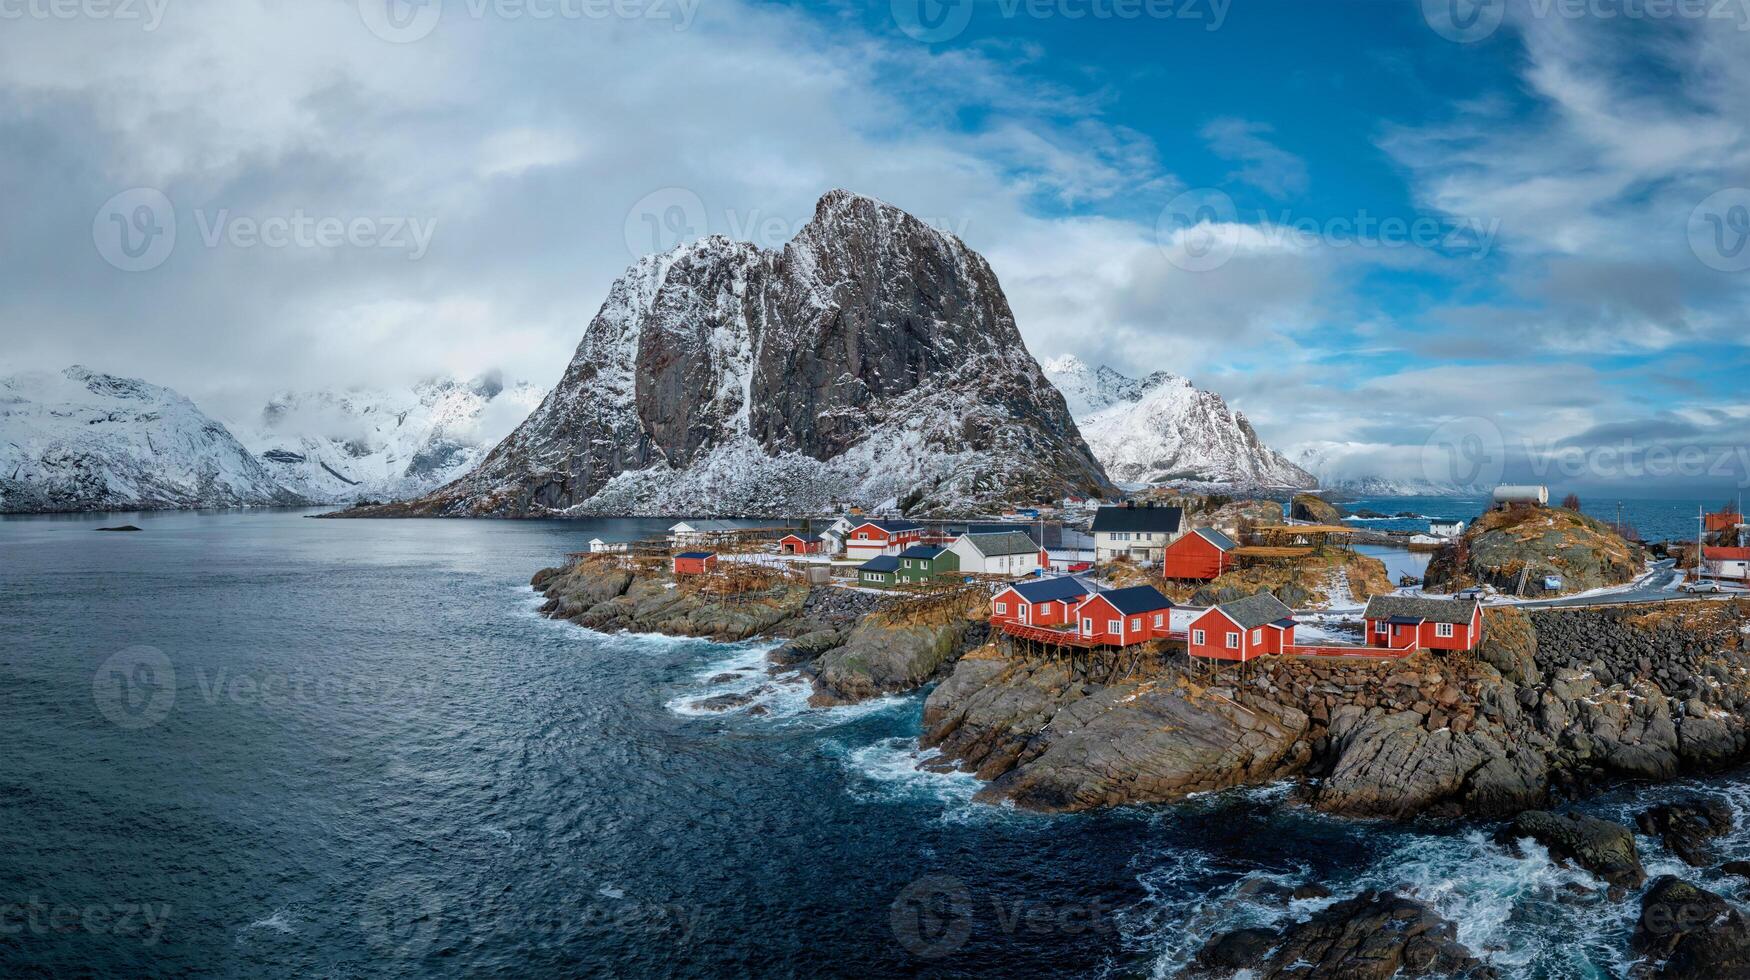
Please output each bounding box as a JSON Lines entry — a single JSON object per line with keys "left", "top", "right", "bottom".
{"left": 1492, "top": 485, "right": 1549, "bottom": 507}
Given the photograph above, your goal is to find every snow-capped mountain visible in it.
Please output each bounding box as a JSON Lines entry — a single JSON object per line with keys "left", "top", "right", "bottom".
{"left": 1041, "top": 355, "right": 1316, "bottom": 489}
{"left": 356, "top": 190, "right": 1112, "bottom": 518}
{"left": 1292, "top": 444, "right": 1470, "bottom": 497}
{"left": 0, "top": 366, "right": 304, "bottom": 513}
{"left": 235, "top": 374, "right": 544, "bottom": 504}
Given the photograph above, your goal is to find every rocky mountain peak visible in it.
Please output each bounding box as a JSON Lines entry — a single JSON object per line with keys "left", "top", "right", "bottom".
{"left": 362, "top": 190, "right": 1112, "bottom": 517}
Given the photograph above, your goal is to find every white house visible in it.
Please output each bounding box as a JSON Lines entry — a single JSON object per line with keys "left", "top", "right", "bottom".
{"left": 588, "top": 538, "right": 628, "bottom": 554}
{"left": 1090, "top": 504, "right": 1185, "bottom": 563}
{"left": 1429, "top": 519, "right": 1465, "bottom": 538}
{"left": 817, "top": 516, "right": 855, "bottom": 556}
{"left": 948, "top": 531, "right": 1042, "bottom": 576}
{"left": 668, "top": 520, "right": 742, "bottom": 547}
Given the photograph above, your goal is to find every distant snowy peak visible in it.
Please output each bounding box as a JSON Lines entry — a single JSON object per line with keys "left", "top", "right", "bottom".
{"left": 1292, "top": 444, "right": 1467, "bottom": 497}
{"left": 238, "top": 374, "right": 544, "bottom": 504}
{"left": 1041, "top": 359, "right": 1316, "bottom": 490}
{"left": 0, "top": 366, "right": 302, "bottom": 513}
{"left": 367, "top": 189, "right": 1112, "bottom": 518}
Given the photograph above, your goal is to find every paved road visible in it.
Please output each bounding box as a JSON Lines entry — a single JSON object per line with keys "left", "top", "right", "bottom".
{"left": 1506, "top": 560, "right": 1745, "bottom": 609}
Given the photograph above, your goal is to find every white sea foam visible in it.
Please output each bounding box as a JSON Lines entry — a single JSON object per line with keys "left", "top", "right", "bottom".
{"left": 236, "top": 907, "right": 298, "bottom": 943}
{"left": 663, "top": 644, "right": 908, "bottom": 726}
{"left": 830, "top": 736, "right": 994, "bottom": 822}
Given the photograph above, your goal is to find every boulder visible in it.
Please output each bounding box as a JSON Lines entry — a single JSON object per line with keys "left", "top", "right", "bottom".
{"left": 1495, "top": 811, "right": 1646, "bottom": 888}
{"left": 1190, "top": 891, "right": 1496, "bottom": 979}
{"left": 809, "top": 619, "right": 967, "bottom": 705}
{"left": 1637, "top": 797, "right": 1735, "bottom": 868}
{"left": 1634, "top": 876, "right": 1750, "bottom": 978}
{"left": 1290, "top": 493, "right": 1346, "bottom": 524}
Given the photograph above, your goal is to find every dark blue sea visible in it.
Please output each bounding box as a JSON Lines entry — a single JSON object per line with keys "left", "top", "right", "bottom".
{"left": 3, "top": 509, "right": 1747, "bottom": 978}
{"left": 1340, "top": 495, "right": 1726, "bottom": 544}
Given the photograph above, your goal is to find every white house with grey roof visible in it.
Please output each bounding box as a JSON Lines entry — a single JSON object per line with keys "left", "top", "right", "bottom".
{"left": 1090, "top": 504, "right": 1185, "bottom": 563}
{"left": 948, "top": 531, "right": 1043, "bottom": 576}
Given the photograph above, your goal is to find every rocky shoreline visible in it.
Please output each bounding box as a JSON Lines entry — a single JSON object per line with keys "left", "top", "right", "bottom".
{"left": 533, "top": 556, "right": 1750, "bottom": 976}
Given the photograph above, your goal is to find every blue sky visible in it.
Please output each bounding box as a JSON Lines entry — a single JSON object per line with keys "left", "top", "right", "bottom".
{"left": 2, "top": 0, "right": 1747, "bottom": 492}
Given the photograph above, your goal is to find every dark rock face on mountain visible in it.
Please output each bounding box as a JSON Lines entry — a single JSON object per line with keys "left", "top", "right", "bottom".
{"left": 364, "top": 191, "right": 1112, "bottom": 518}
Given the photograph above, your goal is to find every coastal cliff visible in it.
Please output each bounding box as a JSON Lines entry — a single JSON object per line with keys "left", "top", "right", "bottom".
{"left": 922, "top": 603, "right": 1750, "bottom": 819}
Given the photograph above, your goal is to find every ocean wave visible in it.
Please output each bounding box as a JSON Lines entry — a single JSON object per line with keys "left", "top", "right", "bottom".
{"left": 664, "top": 645, "right": 909, "bottom": 726}
{"left": 829, "top": 736, "right": 992, "bottom": 820}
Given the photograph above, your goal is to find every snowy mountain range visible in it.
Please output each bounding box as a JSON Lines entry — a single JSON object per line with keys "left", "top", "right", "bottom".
{"left": 352, "top": 190, "right": 1112, "bottom": 518}
{"left": 235, "top": 374, "right": 544, "bottom": 505}
{"left": 1293, "top": 443, "right": 1469, "bottom": 497}
{"left": 0, "top": 366, "right": 303, "bottom": 513}
{"left": 1041, "top": 356, "right": 1316, "bottom": 490}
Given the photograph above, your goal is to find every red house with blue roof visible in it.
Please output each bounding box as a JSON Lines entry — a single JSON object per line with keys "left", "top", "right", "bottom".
{"left": 673, "top": 552, "right": 718, "bottom": 576}
{"left": 1075, "top": 585, "right": 1175, "bottom": 646}
{"left": 990, "top": 576, "right": 1093, "bottom": 627}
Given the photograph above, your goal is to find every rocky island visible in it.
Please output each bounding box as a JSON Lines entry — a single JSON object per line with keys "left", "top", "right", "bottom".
{"left": 533, "top": 551, "right": 1750, "bottom": 976}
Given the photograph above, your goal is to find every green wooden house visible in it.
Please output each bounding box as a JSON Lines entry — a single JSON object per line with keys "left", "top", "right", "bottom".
{"left": 896, "top": 545, "right": 959, "bottom": 585}
{"left": 858, "top": 555, "right": 901, "bottom": 587}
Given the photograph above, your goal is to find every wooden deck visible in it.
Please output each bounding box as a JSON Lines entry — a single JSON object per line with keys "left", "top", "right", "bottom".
{"left": 997, "top": 620, "right": 1106, "bottom": 647}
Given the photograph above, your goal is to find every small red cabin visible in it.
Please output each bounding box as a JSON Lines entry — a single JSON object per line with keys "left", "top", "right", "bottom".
{"left": 1161, "top": 528, "right": 1239, "bottom": 581}
{"left": 991, "top": 577, "right": 1093, "bottom": 628}
{"left": 1074, "top": 585, "right": 1175, "bottom": 646}
{"left": 1361, "top": 596, "right": 1482, "bottom": 652}
{"left": 1705, "top": 510, "right": 1743, "bottom": 533}
{"left": 673, "top": 551, "right": 718, "bottom": 576}
{"left": 1187, "top": 593, "right": 1297, "bottom": 661}
{"left": 778, "top": 534, "right": 821, "bottom": 555}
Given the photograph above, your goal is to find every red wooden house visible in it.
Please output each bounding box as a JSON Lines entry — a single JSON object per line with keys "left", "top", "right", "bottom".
{"left": 1361, "top": 596, "right": 1483, "bottom": 652}
{"left": 673, "top": 551, "right": 718, "bottom": 576}
{"left": 844, "top": 520, "right": 925, "bottom": 560}
{"left": 1161, "top": 528, "right": 1239, "bottom": 581}
{"left": 1075, "top": 585, "right": 1175, "bottom": 646}
{"left": 1187, "top": 592, "right": 1296, "bottom": 661}
{"left": 991, "top": 576, "right": 1093, "bottom": 628}
{"left": 778, "top": 534, "right": 822, "bottom": 555}
{"left": 1705, "top": 509, "right": 1743, "bottom": 533}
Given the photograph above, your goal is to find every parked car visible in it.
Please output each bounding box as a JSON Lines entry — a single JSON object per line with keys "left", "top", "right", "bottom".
{"left": 1456, "top": 587, "right": 1487, "bottom": 600}
{"left": 1682, "top": 580, "right": 1723, "bottom": 594}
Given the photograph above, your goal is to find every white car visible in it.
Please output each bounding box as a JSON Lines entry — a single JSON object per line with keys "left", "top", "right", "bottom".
{"left": 1682, "top": 580, "right": 1723, "bottom": 594}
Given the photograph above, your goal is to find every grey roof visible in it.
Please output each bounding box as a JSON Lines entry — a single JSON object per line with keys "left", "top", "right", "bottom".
{"left": 961, "top": 531, "right": 1038, "bottom": 557}
{"left": 1191, "top": 527, "right": 1238, "bottom": 551}
{"left": 1216, "top": 592, "right": 1296, "bottom": 629}
{"left": 673, "top": 520, "right": 740, "bottom": 532}
{"left": 965, "top": 522, "right": 1045, "bottom": 545}
{"left": 1363, "top": 595, "right": 1480, "bottom": 625}
{"left": 1091, "top": 505, "right": 1184, "bottom": 534}
{"left": 859, "top": 556, "right": 901, "bottom": 573}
